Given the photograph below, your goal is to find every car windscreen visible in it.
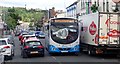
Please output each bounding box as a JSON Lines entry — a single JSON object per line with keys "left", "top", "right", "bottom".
{"left": 25, "top": 41, "right": 42, "bottom": 46}
{"left": 35, "top": 32, "right": 44, "bottom": 35}
{"left": 25, "top": 36, "right": 36, "bottom": 39}
{"left": 0, "top": 40, "right": 6, "bottom": 45}
{"left": 29, "top": 32, "right": 35, "bottom": 35}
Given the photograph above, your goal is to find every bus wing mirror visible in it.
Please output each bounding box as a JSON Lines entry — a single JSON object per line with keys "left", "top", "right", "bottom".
{"left": 81, "top": 27, "right": 83, "bottom": 31}
{"left": 47, "top": 25, "right": 49, "bottom": 30}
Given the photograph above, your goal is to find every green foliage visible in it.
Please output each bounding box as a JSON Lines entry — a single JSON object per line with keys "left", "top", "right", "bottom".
{"left": 5, "top": 7, "right": 18, "bottom": 29}
{"left": 91, "top": 4, "right": 98, "bottom": 13}
{"left": 29, "top": 22, "right": 33, "bottom": 27}
{"left": 3, "top": 7, "right": 46, "bottom": 29}
{"left": 6, "top": 16, "right": 17, "bottom": 30}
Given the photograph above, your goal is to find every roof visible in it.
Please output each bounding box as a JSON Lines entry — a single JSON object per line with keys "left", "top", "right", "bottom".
{"left": 23, "top": 34, "right": 35, "bottom": 37}
{"left": 66, "top": 1, "right": 78, "bottom": 9}
{"left": 0, "top": 38, "right": 8, "bottom": 40}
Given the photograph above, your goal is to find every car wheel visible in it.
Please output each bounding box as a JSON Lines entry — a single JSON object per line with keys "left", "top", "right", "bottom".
{"left": 8, "top": 51, "right": 13, "bottom": 60}
{"left": 22, "top": 51, "right": 28, "bottom": 58}
{"left": 40, "top": 51, "right": 44, "bottom": 57}
{"left": 41, "top": 54, "right": 44, "bottom": 57}
{"left": 12, "top": 53, "right": 14, "bottom": 57}
{"left": 9, "top": 55, "right": 13, "bottom": 60}
{"left": 12, "top": 50, "right": 15, "bottom": 56}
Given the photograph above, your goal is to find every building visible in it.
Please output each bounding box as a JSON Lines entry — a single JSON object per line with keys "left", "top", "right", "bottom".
{"left": 49, "top": 7, "right": 56, "bottom": 19}
{"left": 76, "top": 0, "right": 117, "bottom": 16}
{"left": 66, "top": 1, "right": 78, "bottom": 18}
{"left": 56, "top": 10, "right": 66, "bottom": 18}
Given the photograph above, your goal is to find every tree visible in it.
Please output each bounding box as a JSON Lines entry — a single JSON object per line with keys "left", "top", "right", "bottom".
{"left": 3, "top": 7, "right": 46, "bottom": 29}
{"left": 6, "top": 16, "right": 17, "bottom": 30}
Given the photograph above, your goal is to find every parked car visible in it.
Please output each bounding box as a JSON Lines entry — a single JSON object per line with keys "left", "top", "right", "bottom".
{"left": 20, "top": 35, "right": 36, "bottom": 45}
{"left": 0, "top": 38, "right": 14, "bottom": 60}
{"left": 18, "top": 32, "right": 28, "bottom": 41}
{"left": 2, "top": 35, "right": 15, "bottom": 46}
{"left": 35, "top": 31, "right": 45, "bottom": 38}
{"left": 21, "top": 37, "right": 44, "bottom": 58}
{"left": 29, "top": 31, "right": 45, "bottom": 38}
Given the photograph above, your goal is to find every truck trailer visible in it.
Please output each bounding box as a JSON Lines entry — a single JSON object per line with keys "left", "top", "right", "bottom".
{"left": 79, "top": 12, "right": 120, "bottom": 55}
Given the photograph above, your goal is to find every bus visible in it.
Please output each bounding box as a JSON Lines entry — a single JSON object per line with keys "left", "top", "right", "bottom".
{"left": 45, "top": 17, "right": 81, "bottom": 55}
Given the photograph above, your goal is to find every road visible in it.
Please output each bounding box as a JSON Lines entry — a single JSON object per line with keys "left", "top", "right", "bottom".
{"left": 4, "top": 36, "right": 120, "bottom": 64}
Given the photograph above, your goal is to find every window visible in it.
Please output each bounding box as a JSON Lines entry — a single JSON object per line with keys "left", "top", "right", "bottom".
{"left": 25, "top": 41, "right": 42, "bottom": 46}
{"left": 0, "top": 40, "right": 6, "bottom": 45}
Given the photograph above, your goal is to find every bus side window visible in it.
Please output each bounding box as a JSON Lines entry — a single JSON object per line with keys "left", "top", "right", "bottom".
{"left": 81, "top": 27, "right": 83, "bottom": 31}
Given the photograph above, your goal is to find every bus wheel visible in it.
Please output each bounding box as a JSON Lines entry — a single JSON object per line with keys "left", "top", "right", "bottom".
{"left": 75, "top": 53, "right": 79, "bottom": 56}
{"left": 49, "top": 53, "right": 53, "bottom": 56}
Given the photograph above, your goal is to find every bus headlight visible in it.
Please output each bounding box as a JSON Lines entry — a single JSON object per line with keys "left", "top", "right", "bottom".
{"left": 49, "top": 45, "right": 60, "bottom": 52}
{"left": 70, "top": 45, "right": 80, "bottom": 52}
{"left": 52, "top": 48, "right": 57, "bottom": 51}
{"left": 73, "top": 48, "right": 78, "bottom": 51}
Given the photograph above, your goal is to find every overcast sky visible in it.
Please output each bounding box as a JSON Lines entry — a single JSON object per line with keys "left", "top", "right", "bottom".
{"left": 0, "top": 0, "right": 77, "bottom": 10}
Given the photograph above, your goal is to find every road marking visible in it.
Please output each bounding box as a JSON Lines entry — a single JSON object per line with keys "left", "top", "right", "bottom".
{"left": 52, "top": 56, "right": 62, "bottom": 64}
{"left": 52, "top": 56, "right": 57, "bottom": 60}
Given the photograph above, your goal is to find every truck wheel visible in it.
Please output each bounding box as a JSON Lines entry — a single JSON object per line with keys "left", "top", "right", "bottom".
{"left": 88, "top": 50, "right": 92, "bottom": 55}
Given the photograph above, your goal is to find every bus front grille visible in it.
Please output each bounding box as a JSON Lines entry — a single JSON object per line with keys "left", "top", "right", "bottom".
{"left": 59, "top": 48, "right": 71, "bottom": 50}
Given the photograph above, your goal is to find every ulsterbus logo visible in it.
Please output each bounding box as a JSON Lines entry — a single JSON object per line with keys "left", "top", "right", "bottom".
{"left": 89, "top": 21, "right": 97, "bottom": 35}
{"left": 105, "top": 18, "right": 120, "bottom": 27}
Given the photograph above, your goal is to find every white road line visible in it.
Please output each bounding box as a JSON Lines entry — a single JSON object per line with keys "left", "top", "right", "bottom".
{"left": 52, "top": 56, "right": 62, "bottom": 64}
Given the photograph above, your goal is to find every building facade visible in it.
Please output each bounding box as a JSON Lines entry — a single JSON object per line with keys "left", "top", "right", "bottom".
{"left": 66, "top": 1, "right": 78, "bottom": 18}
{"left": 56, "top": 10, "right": 66, "bottom": 18}
{"left": 76, "top": 0, "right": 117, "bottom": 16}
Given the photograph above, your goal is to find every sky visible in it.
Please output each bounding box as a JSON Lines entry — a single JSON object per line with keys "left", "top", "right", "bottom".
{"left": 0, "top": 0, "right": 77, "bottom": 10}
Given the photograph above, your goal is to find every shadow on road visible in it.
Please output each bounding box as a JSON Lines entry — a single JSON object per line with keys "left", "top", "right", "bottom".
{"left": 83, "top": 52, "right": 120, "bottom": 59}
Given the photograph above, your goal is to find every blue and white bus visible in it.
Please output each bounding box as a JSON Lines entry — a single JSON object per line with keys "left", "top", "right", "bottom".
{"left": 45, "top": 17, "right": 80, "bottom": 55}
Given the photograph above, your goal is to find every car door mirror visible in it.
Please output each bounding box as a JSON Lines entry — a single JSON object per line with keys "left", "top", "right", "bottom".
{"left": 10, "top": 42, "right": 15, "bottom": 46}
